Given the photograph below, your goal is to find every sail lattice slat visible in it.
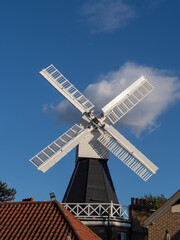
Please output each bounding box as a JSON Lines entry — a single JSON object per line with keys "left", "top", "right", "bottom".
{"left": 102, "top": 77, "right": 154, "bottom": 124}
{"left": 29, "top": 124, "right": 89, "bottom": 172}
{"left": 40, "top": 65, "right": 94, "bottom": 113}
{"left": 98, "top": 133, "right": 154, "bottom": 181}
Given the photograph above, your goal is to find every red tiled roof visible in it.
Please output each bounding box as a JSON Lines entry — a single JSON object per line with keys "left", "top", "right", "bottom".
{"left": 0, "top": 200, "right": 102, "bottom": 240}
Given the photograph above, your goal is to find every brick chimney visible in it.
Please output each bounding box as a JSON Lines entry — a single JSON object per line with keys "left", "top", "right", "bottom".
{"left": 130, "top": 198, "right": 150, "bottom": 240}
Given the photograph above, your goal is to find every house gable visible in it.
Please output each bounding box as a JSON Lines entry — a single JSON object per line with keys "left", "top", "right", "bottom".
{"left": 143, "top": 190, "right": 180, "bottom": 240}
{"left": 144, "top": 189, "right": 180, "bottom": 227}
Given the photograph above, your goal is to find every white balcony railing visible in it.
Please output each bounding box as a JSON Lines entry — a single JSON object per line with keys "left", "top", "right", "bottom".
{"left": 62, "top": 202, "right": 130, "bottom": 221}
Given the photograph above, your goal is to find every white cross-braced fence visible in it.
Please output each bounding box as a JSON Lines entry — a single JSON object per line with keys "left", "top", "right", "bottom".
{"left": 62, "top": 202, "right": 129, "bottom": 221}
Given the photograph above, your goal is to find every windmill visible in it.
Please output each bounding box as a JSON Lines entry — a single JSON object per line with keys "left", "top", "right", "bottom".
{"left": 30, "top": 64, "right": 158, "bottom": 203}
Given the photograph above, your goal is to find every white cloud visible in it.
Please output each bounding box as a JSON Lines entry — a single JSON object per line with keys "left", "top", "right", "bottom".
{"left": 81, "top": 0, "right": 135, "bottom": 33}
{"left": 43, "top": 62, "right": 180, "bottom": 136}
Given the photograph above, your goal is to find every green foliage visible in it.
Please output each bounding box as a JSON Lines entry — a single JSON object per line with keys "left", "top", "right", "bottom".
{"left": 142, "top": 193, "right": 167, "bottom": 210}
{"left": 0, "top": 181, "right": 16, "bottom": 202}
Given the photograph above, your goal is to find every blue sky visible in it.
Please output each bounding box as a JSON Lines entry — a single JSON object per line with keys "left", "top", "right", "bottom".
{"left": 0, "top": 0, "right": 180, "bottom": 204}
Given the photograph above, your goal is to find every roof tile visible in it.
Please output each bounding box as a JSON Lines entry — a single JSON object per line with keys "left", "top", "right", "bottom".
{"left": 0, "top": 200, "right": 102, "bottom": 240}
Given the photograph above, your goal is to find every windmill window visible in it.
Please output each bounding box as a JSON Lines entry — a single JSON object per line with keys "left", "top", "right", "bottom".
{"left": 118, "top": 231, "right": 127, "bottom": 240}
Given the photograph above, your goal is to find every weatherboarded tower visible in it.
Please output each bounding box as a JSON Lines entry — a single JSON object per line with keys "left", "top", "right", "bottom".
{"left": 63, "top": 130, "right": 118, "bottom": 204}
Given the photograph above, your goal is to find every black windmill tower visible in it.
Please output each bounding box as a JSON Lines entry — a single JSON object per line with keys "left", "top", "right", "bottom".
{"left": 30, "top": 64, "right": 158, "bottom": 205}
{"left": 62, "top": 128, "right": 119, "bottom": 203}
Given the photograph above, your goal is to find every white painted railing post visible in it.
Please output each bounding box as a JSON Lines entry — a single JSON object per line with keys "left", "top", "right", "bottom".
{"left": 110, "top": 201, "right": 113, "bottom": 217}
{"left": 88, "top": 204, "right": 90, "bottom": 217}
{"left": 77, "top": 204, "right": 79, "bottom": 216}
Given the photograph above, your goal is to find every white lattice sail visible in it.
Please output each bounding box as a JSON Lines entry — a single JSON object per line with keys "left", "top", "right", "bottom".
{"left": 98, "top": 125, "right": 158, "bottom": 181}
{"left": 30, "top": 124, "right": 90, "bottom": 172}
{"left": 102, "top": 76, "right": 154, "bottom": 124}
{"left": 40, "top": 64, "right": 94, "bottom": 114}
{"left": 98, "top": 133, "right": 157, "bottom": 181}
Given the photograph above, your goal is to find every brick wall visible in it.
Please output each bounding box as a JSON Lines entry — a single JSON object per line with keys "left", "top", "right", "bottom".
{"left": 148, "top": 208, "right": 180, "bottom": 240}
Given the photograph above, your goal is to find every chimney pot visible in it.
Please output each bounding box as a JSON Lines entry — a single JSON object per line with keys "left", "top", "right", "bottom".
{"left": 136, "top": 198, "right": 139, "bottom": 205}
{"left": 143, "top": 199, "right": 147, "bottom": 206}
{"left": 140, "top": 199, "right": 143, "bottom": 206}
{"left": 131, "top": 198, "right": 135, "bottom": 205}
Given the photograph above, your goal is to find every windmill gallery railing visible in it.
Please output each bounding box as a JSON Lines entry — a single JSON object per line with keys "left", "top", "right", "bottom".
{"left": 62, "top": 202, "right": 130, "bottom": 221}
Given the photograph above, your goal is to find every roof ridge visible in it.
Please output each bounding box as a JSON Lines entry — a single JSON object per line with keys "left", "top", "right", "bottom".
{"left": 0, "top": 200, "right": 52, "bottom": 205}
{"left": 54, "top": 200, "right": 102, "bottom": 240}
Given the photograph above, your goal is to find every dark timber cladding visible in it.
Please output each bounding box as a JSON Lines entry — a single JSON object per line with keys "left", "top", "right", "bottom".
{"left": 62, "top": 158, "right": 119, "bottom": 203}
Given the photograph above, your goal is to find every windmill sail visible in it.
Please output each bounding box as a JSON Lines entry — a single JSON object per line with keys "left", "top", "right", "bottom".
{"left": 102, "top": 76, "right": 154, "bottom": 124}
{"left": 98, "top": 125, "right": 158, "bottom": 181}
{"left": 30, "top": 124, "right": 90, "bottom": 173}
{"left": 30, "top": 65, "right": 158, "bottom": 182}
{"left": 40, "top": 65, "right": 94, "bottom": 114}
